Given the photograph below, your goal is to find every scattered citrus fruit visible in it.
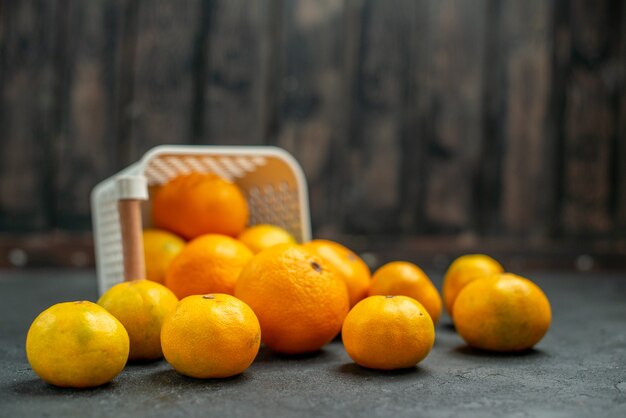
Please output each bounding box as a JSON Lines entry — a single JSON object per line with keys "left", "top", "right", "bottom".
{"left": 165, "top": 234, "right": 253, "bottom": 299}
{"left": 302, "top": 239, "right": 371, "bottom": 308}
{"left": 342, "top": 295, "right": 435, "bottom": 370}
{"left": 142, "top": 229, "right": 185, "bottom": 284}
{"left": 97, "top": 280, "right": 178, "bottom": 361}
{"left": 152, "top": 172, "right": 249, "bottom": 240}
{"left": 26, "top": 301, "right": 129, "bottom": 388}
{"left": 442, "top": 254, "right": 504, "bottom": 316}
{"left": 238, "top": 224, "right": 296, "bottom": 254}
{"left": 161, "top": 294, "right": 261, "bottom": 378}
{"left": 368, "top": 261, "right": 442, "bottom": 324}
{"left": 453, "top": 273, "right": 551, "bottom": 352}
{"left": 235, "top": 244, "right": 349, "bottom": 354}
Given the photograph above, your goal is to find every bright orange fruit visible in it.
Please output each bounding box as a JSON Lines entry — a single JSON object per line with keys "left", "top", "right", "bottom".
{"left": 142, "top": 229, "right": 185, "bottom": 284}
{"left": 235, "top": 244, "right": 349, "bottom": 354}
{"left": 368, "top": 261, "right": 442, "bottom": 324}
{"left": 453, "top": 273, "right": 551, "bottom": 352}
{"left": 238, "top": 224, "right": 295, "bottom": 254}
{"left": 342, "top": 295, "right": 435, "bottom": 370}
{"left": 161, "top": 294, "right": 261, "bottom": 378}
{"left": 442, "top": 254, "right": 504, "bottom": 316}
{"left": 97, "top": 280, "right": 178, "bottom": 361}
{"left": 152, "top": 173, "right": 249, "bottom": 240}
{"left": 165, "top": 234, "right": 253, "bottom": 299}
{"left": 302, "top": 239, "right": 371, "bottom": 307}
{"left": 26, "top": 301, "right": 129, "bottom": 388}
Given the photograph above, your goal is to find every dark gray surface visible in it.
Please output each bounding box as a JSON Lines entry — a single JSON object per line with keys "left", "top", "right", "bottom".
{"left": 0, "top": 269, "right": 625, "bottom": 418}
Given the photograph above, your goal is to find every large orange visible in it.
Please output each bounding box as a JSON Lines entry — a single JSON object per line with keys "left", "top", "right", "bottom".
{"left": 97, "top": 280, "right": 178, "bottom": 361}
{"left": 442, "top": 254, "right": 504, "bottom": 316}
{"left": 342, "top": 295, "right": 435, "bottom": 370}
{"left": 453, "top": 273, "right": 551, "bottom": 352}
{"left": 26, "top": 301, "right": 129, "bottom": 388}
{"left": 152, "top": 173, "right": 249, "bottom": 240}
{"left": 161, "top": 294, "right": 261, "bottom": 378}
{"left": 165, "top": 234, "right": 253, "bottom": 299}
{"left": 142, "top": 229, "right": 185, "bottom": 284}
{"left": 368, "top": 261, "right": 442, "bottom": 324}
{"left": 234, "top": 244, "right": 349, "bottom": 354}
{"left": 238, "top": 224, "right": 296, "bottom": 254}
{"left": 302, "top": 239, "right": 371, "bottom": 307}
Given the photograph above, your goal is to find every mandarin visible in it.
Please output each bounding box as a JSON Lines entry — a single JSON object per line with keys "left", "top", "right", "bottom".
{"left": 368, "top": 261, "right": 442, "bottom": 324}
{"left": 152, "top": 173, "right": 248, "bottom": 240}
{"left": 165, "top": 234, "right": 253, "bottom": 299}
{"left": 342, "top": 295, "right": 435, "bottom": 370}
{"left": 302, "top": 240, "right": 371, "bottom": 308}
{"left": 235, "top": 244, "right": 349, "bottom": 354}
{"left": 453, "top": 273, "right": 551, "bottom": 352}
{"left": 161, "top": 294, "right": 261, "bottom": 378}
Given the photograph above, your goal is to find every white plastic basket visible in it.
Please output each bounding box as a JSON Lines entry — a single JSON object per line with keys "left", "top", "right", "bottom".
{"left": 91, "top": 145, "right": 311, "bottom": 295}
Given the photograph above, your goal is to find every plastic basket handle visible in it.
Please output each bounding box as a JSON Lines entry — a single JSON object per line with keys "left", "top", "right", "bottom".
{"left": 116, "top": 176, "right": 148, "bottom": 281}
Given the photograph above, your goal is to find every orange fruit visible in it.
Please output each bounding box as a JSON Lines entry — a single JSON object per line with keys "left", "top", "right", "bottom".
{"left": 235, "top": 244, "right": 349, "bottom": 354}
{"left": 165, "top": 234, "right": 253, "bottom": 299}
{"left": 152, "top": 172, "right": 249, "bottom": 240}
{"left": 302, "top": 239, "right": 371, "bottom": 308}
{"left": 97, "top": 280, "right": 179, "bottom": 361}
{"left": 368, "top": 261, "right": 442, "bottom": 324}
{"left": 26, "top": 301, "right": 129, "bottom": 388}
{"left": 238, "top": 224, "right": 296, "bottom": 254}
{"left": 453, "top": 273, "right": 551, "bottom": 352}
{"left": 161, "top": 294, "right": 261, "bottom": 378}
{"left": 342, "top": 295, "right": 435, "bottom": 370}
{"left": 143, "top": 229, "right": 185, "bottom": 284}
{"left": 442, "top": 254, "right": 504, "bottom": 316}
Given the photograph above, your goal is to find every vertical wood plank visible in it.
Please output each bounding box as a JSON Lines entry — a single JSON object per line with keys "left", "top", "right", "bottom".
{"left": 558, "top": 0, "right": 620, "bottom": 236}
{"left": 53, "top": 0, "right": 122, "bottom": 229}
{"left": 418, "top": 0, "right": 487, "bottom": 233}
{"left": 271, "top": 0, "right": 346, "bottom": 234}
{"left": 128, "top": 0, "right": 201, "bottom": 157}
{"left": 479, "top": 0, "right": 554, "bottom": 237}
{"left": 202, "top": 0, "right": 265, "bottom": 144}
{"left": 339, "top": 0, "right": 419, "bottom": 234}
{"left": 617, "top": 0, "right": 626, "bottom": 234}
{"left": 0, "top": 0, "right": 57, "bottom": 232}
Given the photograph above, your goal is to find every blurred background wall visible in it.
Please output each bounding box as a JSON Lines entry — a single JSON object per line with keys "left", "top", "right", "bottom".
{"left": 0, "top": 0, "right": 625, "bottom": 270}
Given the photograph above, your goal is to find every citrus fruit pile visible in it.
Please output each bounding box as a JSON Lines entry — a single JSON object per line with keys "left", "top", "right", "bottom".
{"left": 25, "top": 172, "right": 552, "bottom": 388}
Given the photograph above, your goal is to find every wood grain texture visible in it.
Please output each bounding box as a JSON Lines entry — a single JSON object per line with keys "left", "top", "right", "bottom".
{"left": 340, "top": 0, "right": 417, "bottom": 234}
{"left": 617, "top": 0, "right": 626, "bottom": 235}
{"left": 480, "top": 0, "right": 555, "bottom": 238}
{"left": 129, "top": 0, "right": 201, "bottom": 154}
{"left": 0, "top": 0, "right": 57, "bottom": 231}
{"left": 53, "top": 0, "right": 121, "bottom": 229}
{"left": 418, "top": 0, "right": 487, "bottom": 232}
{"left": 272, "top": 0, "right": 346, "bottom": 234}
{"left": 202, "top": 0, "right": 265, "bottom": 144}
{"left": 558, "top": 0, "right": 620, "bottom": 236}
{"left": 0, "top": 0, "right": 624, "bottom": 256}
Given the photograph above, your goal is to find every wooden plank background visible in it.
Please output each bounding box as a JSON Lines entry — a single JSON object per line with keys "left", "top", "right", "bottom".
{"left": 0, "top": 0, "right": 625, "bottom": 269}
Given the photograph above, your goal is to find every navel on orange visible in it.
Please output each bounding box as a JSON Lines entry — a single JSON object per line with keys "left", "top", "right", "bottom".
{"left": 152, "top": 172, "right": 249, "bottom": 239}
{"left": 235, "top": 244, "right": 349, "bottom": 354}
{"left": 161, "top": 294, "right": 261, "bottom": 378}
{"left": 342, "top": 295, "right": 435, "bottom": 370}
{"left": 302, "top": 239, "right": 371, "bottom": 308}
{"left": 97, "top": 280, "right": 178, "bottom": 361}
{"left": 453, "top": 273, "right": 551, "bottom": 352}
{"left": 442, "top": 254, "right": 504, "bottom": 316}
{"left": 165, "top": 234, "right": 253, "bottom": 299}
{"left": 26, "top": 301, "right": 129, "bottom": 388}
{"left": 368, "top": 261, "right": 442, "bottom": 324}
